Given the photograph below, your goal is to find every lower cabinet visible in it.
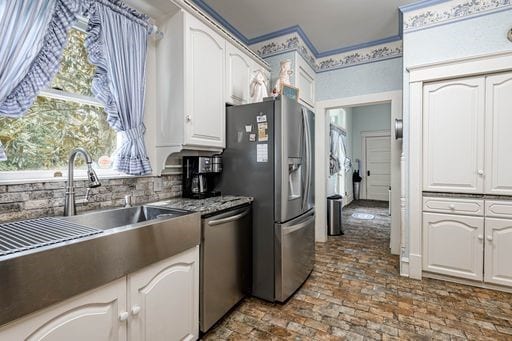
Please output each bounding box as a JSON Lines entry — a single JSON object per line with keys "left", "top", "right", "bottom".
{"left": 484, "top": 218, "right": 512, "bottom": 287}
{"left": 0, "top": 247, "right": 199, "bottom": 341}
{"left": 423, "top": 212, "right": 484, "bottom": 280}
{"left": 423, "top": 210, "right": 512, "bottom": 287}
{"left": 128, "top": 247, "right": 199, "bottom": 341}
{"left": 0, "top": 278, "right": 127, "bottom": 341}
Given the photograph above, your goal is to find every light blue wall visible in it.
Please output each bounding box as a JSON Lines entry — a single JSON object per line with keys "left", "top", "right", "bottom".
{"left": 402, "top": 8, "right": 512, "bottom": 254}
{"left": 351, "top": 103, "right": 391, "bottom": 169}
{"left": 264, "top": 52, "right": 296, "bottom": 92}
{"left": 316, "top": 58, "right": 403, "bottom": 101}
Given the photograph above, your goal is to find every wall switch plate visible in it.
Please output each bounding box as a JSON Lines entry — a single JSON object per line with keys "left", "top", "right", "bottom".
{"left": 508, "top": 28, "right": 512, "bottom": 42}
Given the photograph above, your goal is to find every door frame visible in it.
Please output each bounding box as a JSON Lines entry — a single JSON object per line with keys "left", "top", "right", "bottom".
{"left": 406, "top": 51, "right": 512, "bottom": 280}
{"left": 360, "top": 130, "right": 391, "bottom": 200}
{"left": 316, "top": 90, "right": 402, "bottom": 257}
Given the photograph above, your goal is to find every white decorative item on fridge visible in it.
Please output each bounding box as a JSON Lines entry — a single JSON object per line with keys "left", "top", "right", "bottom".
{"left": 250, "top": 70, "right": 268, "bottom": 103}
{"left": 273, "top": 59, "right": 293, "bottom": 94}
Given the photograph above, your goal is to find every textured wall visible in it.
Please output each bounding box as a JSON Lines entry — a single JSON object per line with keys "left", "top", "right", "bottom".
{"left": 0, "top": 175, "right": 181, "bottom": 223}
{"left": 316, "top": 58, "right": 403, "bottom": 101}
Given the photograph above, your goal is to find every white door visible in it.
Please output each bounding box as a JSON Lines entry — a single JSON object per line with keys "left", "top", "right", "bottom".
{"left": 485, "top": 72, "right": 512, "bottom": 195}
{"left": 128, "top": 247, "right": 199, "bottom": 341}
{"left": 423, "top": 77, "right": 485, "bottom": 193}
{"left": 0, "top": 279, "right": 127, "bottom": 341}
{"left": 226, "top": 42, "right": 251, "bottom": 105}
{"left": 484, "top": 218, "right": 512, "bottom": 287}
{"left": 423, "top": 213, "right": 484, "bottom": 280}
{"left": 365, "top": 135, "right": 391, "bottom": 201}
{"left": 185, "top": 14, "right": 225, "bottom": 148}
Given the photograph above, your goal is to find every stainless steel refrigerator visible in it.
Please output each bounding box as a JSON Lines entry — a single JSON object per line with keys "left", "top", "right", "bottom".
{"left": 218, "top": 96, "right": 315, "bottom": 302}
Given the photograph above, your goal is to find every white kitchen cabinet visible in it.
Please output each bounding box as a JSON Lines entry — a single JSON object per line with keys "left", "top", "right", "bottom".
{"left": 155, "top": 10, "right": 270, "bottom": 173}
{"left": 294, "top": 54, "right": 315, "bottom": 108}
{"left": 484, "top": 72, "right": 512, "bottom": 196}
{"left": 0, "top": 278, "right": 127, "bottom": 341}
{"left": 226, "top": 41, "right": 252, "bottom": 105}
{"left": 484, "top": 217, "right": 512, "bottom": 287}
{"left": 423, "top": 212, "right": 484, "bottom": 280}
{"left": 155, "top": 10, "right": 226, "bottom": 171}
{"left": 128, "top": 247, "right": 199, "bottom": 341}
{"left": 185, "top": 14, "right": 225, "bottom": 148}
{"left": 422, "top": 77, "right": 485, "bottom": 193}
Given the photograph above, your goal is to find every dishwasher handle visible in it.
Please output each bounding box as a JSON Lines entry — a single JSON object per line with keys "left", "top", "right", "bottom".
{"left": 207, "top": 208, "right": 250, "bottom": 226}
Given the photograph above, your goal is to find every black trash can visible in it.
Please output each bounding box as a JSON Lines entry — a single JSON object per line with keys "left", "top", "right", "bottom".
{"left": 327, "top": 195, "right": 343, "bottom": 235}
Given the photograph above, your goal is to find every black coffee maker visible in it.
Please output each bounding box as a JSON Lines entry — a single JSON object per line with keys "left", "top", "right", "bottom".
{"left": 182, "top": 156, "right": 221, "bottom": 198}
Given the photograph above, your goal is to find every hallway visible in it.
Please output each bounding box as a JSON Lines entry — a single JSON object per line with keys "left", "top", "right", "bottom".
{"left": 203, "top": 201, "right": 512, "bottom": 340}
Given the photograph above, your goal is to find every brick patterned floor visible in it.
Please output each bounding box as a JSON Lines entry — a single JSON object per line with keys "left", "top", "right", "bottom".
{"left": 203, "top": 200, "right": 512, "bottom": 340}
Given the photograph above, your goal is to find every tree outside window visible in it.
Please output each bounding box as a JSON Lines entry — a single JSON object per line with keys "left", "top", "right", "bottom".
{"left": 0, "top": 28, "right": 117, "bottom": 172}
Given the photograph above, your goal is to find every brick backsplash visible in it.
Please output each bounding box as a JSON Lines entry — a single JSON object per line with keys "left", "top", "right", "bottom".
{"left": 0, "top": 175, "right": 182, "bottom": 223}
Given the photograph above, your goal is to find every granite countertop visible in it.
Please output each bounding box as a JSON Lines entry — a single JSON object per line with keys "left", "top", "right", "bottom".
{"left": 150, "top": 195, "right": 253, "bottom": 216}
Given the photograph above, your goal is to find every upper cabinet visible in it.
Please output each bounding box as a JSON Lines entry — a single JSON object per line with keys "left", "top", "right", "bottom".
{"left": 294, "top": 53, "right": 315, "bottom": 109}
{"left": 185, "top": 14, "right": 225, "bottom": 149}
{"left": 423, "top": 72, "right": 512, "bottom": 195}
{"left": 226, "top": 42, "right": 251, "bottom": 105}
{"left": 155, "top": 10, "right": 270, "bottom": 174}
{"left": 422, "top": 76, "right": 485, "bottom": 193}
{"left": 484, "top": 72, "right": 512, "bottom": 196}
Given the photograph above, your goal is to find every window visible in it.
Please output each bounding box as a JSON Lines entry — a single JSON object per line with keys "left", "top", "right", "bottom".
{"left": 0, "top": 28, "right": 117, "bottom": 178}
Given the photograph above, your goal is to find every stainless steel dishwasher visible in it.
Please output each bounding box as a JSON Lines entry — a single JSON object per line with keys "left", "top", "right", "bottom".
{"left": 200, "top": 204, "right": 252, "bottom": 332}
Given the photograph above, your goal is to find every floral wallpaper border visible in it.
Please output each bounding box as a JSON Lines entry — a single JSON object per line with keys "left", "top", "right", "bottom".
{"left": 249, "top": 33, "right": 403, "bottom": 73}
{"left": 403, "top": 0, "right": 512, "bottom": 32}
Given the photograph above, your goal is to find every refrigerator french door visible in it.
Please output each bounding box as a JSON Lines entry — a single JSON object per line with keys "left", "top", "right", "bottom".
{"left": 218, "top": 96, "right": 315, "bottom": 302}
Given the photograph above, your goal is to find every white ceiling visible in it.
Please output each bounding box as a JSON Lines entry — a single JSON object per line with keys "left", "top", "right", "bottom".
{"left": 202, "top": 0, "right": 417, "bottom": 52}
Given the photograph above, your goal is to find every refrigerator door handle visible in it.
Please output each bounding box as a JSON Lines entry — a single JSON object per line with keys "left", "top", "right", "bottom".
{"left": 302, "top": 108, "right": 311, "bottom": 210}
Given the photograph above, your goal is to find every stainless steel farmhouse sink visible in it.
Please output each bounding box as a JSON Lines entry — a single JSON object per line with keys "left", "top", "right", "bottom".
{"left": 60, "top": 205, "right": 190, "bottom": 230}
{"left": 0, "top": 205, "right": 201, "bottom": 326}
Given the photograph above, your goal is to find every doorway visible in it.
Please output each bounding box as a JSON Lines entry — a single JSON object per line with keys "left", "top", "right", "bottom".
{"left": 316, "top": 91, "right": 402, "bottom": 258}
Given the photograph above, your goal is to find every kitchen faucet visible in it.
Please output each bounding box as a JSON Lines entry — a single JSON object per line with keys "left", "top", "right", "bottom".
{"left": 64, "top": 148, "right": 101, "bottom": 216}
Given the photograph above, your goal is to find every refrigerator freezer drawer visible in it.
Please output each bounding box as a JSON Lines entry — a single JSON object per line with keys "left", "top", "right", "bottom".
{"left": 200, "top": 205, "right": 252, "bottom": 332}
{"left": 274, "top": 209, "right": 315, "bottom": 302}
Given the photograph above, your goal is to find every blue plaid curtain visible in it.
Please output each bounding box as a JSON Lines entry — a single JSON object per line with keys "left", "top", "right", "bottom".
{"left": 0, "top": 0, "right": 81, "bottom": 160}
{"left": 85, "top": 0, "right": 152, "bottom": 175}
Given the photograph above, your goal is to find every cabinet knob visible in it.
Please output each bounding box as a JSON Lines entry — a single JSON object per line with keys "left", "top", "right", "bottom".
{"left": 478, "top": 170, "right": 484, "bottom": 175}
{"left": 185, "top": 114, "right": 192, "bottom": 122}
{"left": 487, "top": 235, "right": 493, "bottom": 241}
{"left": 449, "top": 204, "right": 455, "bottom": 210}
{"left": 477, "top": 235, "right": 483, "bottom": 240}
{"left": 131, "top": 305, "right": 141, "bottom": 316}
{"left": 118, "top": 311, "right": 129, "bottom": 322}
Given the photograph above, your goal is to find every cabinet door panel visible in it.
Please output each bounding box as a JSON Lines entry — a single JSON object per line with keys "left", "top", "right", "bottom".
{"left": 423, "top": 213, "right": 484, "bottom": 280}
{"left": 423, "top": 77, "right": 485, "bottom": 193}
{"left": 185, "top": 15, "right": 225, "bottom": 148}
{"left": 485, "top": 72, "right": 512, "bottom": 195}
{"left": 484, "top": 218, "right": 512, "bottom": 287}
{"left": 128, "top": 247, "right": 199, "bottom": 341}
{"left": 0, "top": 279, "right": 126, "bottom": 341}
{"left": 226, "top": 42, "right": 251, "bottom": 105}
{"left": 296, "top": 56, "right": 315, "bottom": 107}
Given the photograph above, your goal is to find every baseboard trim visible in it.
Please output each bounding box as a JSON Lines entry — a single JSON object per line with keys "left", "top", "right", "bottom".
{"left": 423, "top": 272, "right": 512, "bottom": 294}
{"left": 409, "top": 253, "right": 422, "bottom": 279}
{"left": 400, "top": 257, "right": 410, "bottom": 277}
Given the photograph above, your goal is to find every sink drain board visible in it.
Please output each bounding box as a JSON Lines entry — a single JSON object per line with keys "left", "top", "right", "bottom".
{"left": 0, "top": 217, "right": 102, "bottom": 257}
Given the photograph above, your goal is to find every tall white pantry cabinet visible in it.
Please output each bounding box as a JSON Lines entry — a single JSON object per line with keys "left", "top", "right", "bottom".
{"left": 422, "top": 71, "right": 512, "bottom": 288}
